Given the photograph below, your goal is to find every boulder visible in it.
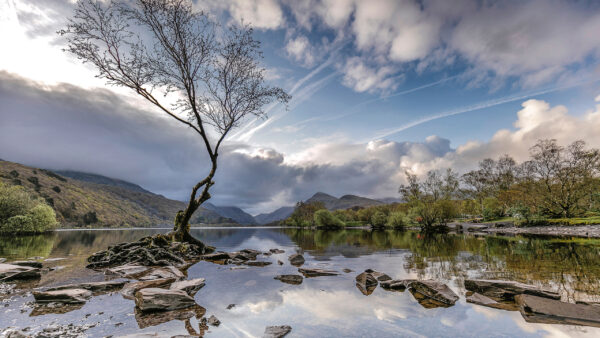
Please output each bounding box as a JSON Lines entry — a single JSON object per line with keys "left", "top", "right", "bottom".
{"left": 364, "top": 269, "right": 392, "bottom": 281}
{"left": 0, "top": 258, "right": 5, "bottom": 263}
{"left": 246, "top": 261, "right": 272, "bottom": 267}
{"left": 410, "top": 280, "right": 459, "bottom": 306}
{"left": 298, "top": 268, "right": 338, "bottom": 278}
{"left": 140, "top": 266, "right": 185, "bottom": 281}
{"left": 134, "top": 288, "right": 196, "bottom": 312}
{"left": 207, "top": 315, "right": 220, "bottom": 326}
{"left": 356, "top": 272, "right": 378, "bottom": 296}
{"left": 33, "top": 288, "right": 92, "bottom": 304}
{"left": 464, "top": 279, "right": 560, "bottom": 301}
{"left": 135, "top": 305, "right": 206, "bottom": 329}
{"left": 380, "top": 279, "right": 414, "bottom": 291}
{"left": 263, "top": 325, "right": 292, "bottom": 338}
{"left": 288, "top": 254, "right": 305, "bottom": 266}
{"left": 466, "top": 292, "right": 516, "bottom": 311}
{"left": 170, "top": 278, "right": 206, "bottom": 296}
{"left": 105, "top": 264, "right": 150, "bottom": 278}
{"left": 274, "top": 275, "right": 303, "bottom": 285}
{"left": 46, "top": 280, "right": 127, "bottom": 292}
{"left": 9, "top": 260, "right": 43, "bottom": 269}
{"left": 270, "top": 249, "right": 285, "bottom": 254}
{"left": 516, "top": 294, "right": 600, "bottom": 327}
{"left": 0, "top": 263, "right": 41, "bottom": 281}
{"left": 121, "top": 278, "right": 176, "bottom": 299}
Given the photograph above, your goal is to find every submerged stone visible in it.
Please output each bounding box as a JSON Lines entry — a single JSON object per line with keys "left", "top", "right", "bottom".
{"left": 410, "top": 280, "right": 459, "bottom": 306}
{"left": 274, "top": 275, "right": 303, "bottom": 285}
{"left": 0, "top": 263, "right": 41, "bottom": 281}
{"left": 288, "top": 254, "right": 305, "bottom": 266}
{"left": 246, "top": 261, "right": 272, "bottom": 267}
{"left": 134, "top": 305, "right": 206, "bottom": 329}
{"left": 207, "top": 315, "right": 220, "bottom": 326}
{"left": 45, "top": 280, "right": 127, "bottom": 293}
{"left": 170, "top": 278, "right": 206, "bottom": 296}
{"left": 105, "top": 264, "right": 150, "bottom": 278}
{"left": 355, "top": 271, "right": 379, "bottom": 295}
{"left": 140, "top": 266, "right": 185, "bottom": 281}
{"left": 121, "top": 278, "right": 176, "bottom": 299}
{"left": 263, "top": 325, "right": 292, "bottom": 338}
{"left": 298, "top": 268, "right": 338, "bottom": 278}
{"left": 380, "top": 279, "right": 414, "bottom": 291}
{"left": 466, "top": 292, "right": 517, "bottom": 311}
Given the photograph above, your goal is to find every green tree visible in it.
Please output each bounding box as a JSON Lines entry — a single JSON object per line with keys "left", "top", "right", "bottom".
{"left": 314, "top": 209, "right": 345, "bottom": 229}
{"left": 370, "top": 211, "right": 387, "bottom": 228}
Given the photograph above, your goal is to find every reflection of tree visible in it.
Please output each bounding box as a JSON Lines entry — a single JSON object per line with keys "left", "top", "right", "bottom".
{"left": 282, "top": 228, "right": 600, "bottom": 300}
{"left": 0, "top": 233, "right": 57, "bottom": 259}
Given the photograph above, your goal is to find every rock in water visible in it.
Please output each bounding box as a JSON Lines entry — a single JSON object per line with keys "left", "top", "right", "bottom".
{"left": 466, "top": 292, "right": 516, "bottom": 311}
{"left": 134, "top": 288, "right": 196, "bottom": 312}
{"left": 246, "top": 261, "right": 272, "bottom": 267}
{"left": 410, "top": 280, "right": 459, "bottom": 306}
{"left": 170, "top": 278, "right": 206, "bottom": 296}
{"left": 207, "top": 315, "right": 220, "bottom": 326}
{"left": 45, "top": 280, "right": 127, "bottom": 293}
{"left": 105, "top": 264, "right": 150, "bottom": 278}
{"left": 263, "top": 325, "right": 292, "bottom": 338}
{"left": 9, "top": 261, "right": 43, "bottom": 269}
{"left": 33, "top": 288, "right": 92, "bottom": 304}
{"left": 298, "top": 268, "right": 338, "bottom": 278}
{"left": 274, "top": 275, "right": 303, "bottom": 285}
{"left": 270, "top": 249, "right": 285, "bottom": 254}
{"left": 0, "top": 263, "right": 41, "bottom": 281}
{"left": 121, "top": 278, "right": 176, "bottom": 299}
{"left": 516, "top": 294, "right": 600, "bottom": 327}
{"left": 364, "top": 269, "right": 392, "bottom": 281}
{"left": 140, "top": 266, "right": 185, "bottom": 281}
{"left": 355, "top": 272, "right": 379, "bottom": 296}
{"left": 380, "top": 279, "right": 415, "bottom": 291}
{"left": 202, "top": 252, "right": 232, "bottom": 261}
{"left": 288, "top": 254, "right": 305, "bottom": 266}
{"left": 464, "top": 279, "right": 559, "bottom": 301}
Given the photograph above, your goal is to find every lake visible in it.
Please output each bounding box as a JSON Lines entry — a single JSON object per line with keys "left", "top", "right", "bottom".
{"left": 1, "top": 228, "right": 600, "bottom": 337}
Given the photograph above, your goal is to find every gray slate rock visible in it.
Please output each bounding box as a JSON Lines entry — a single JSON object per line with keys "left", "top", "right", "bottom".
{"left": 33, "top": 288, "right": 92, "bottom": 304}
{"left": 263, "top": 325, "right": 292, "bottom": 338}
{"left": 380, "top": 279, "right": 415, "bottom": 291}
{"left": 516, "top": 294, "right": 600, "bottom": 327}
{"left": 46, "top": 280, "right": 127, "bottom": 292}
{"left": 298, "top": 268, "right": 338, "bottom": 278}
{"left": 105, "top": 264, "right": 150, "bottom": 278}
{"left": 134, "top": 288, "right": 196, "bottom": 312}
{"left": 207, "top": 315, "right": 220, "bottom": 326}
{"left": 466, "top": 292, "right": 516, "bottom": 311}
{"left": 246, "top": 261, "right": 272, "bottom": 267}
{"left": 9, "top": 261, "right": 43, "bottom": 268}
{"left": 121, "top": 278, "right": 176, "bottom": 299}
{"left": 410, "top": 280, "right": 459, "bottom": 306}
{"left": 0, "top": 263, "right": 41, "bottom": 281}
{"left": 170, "top": 278, "right": 206, "bottom": 296}
{"left": 355, "top": 271, "right": 378, "bottom": 295}
{"left": 465, "top": 279, "right": 560, "bottom": 301}
{"left": 140, "top": 266, "right": 185, "bottom": 281}
{"left": 274, "top": 275, "right": 303, "bottom": 285}
{"left": 364, "top": 269, "right": 392, "bottom": 281}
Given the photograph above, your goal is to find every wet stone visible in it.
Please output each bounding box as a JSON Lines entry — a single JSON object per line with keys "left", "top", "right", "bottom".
{"left": 410, "top": 280, "right": 459, "bottom": 306}
{"left": 134, "top": 288, "right": 196, "bottom": 312}
{"left": 246, "top": 261, "right": 272, "bottom": 267}
{"left": 274, "top": 275, "right": 303, "bottom": 285}
{"left": 207, "top": 315, "right": 220, "bottom": 326}
{"left": 45, "top": 280, "right": 127, "bottom": 293}
{"left": 9, "top": 261, "right": 43, "bottom": 269}
{"left": 288, "top": 254, "right": 305, "bottom": 266}
{"left": 298, "top": 268, "right": 338, "bottom": 278}
{"left": 466, "top": 292, "right": 517, "bottom": 311}
{"left": 169, "top": 278, "right": 206, "bottom": 296}
{"left": 270, "top": 249, "right": 285, "bottom": 254}
{"left": 380, "top": 279, "right": 414, "bottom": 291}
{"left": 516, "top": 294, "right": 600, "bottom": 327}
{"left": 105, "top": 264, "right": 150, "bottom": 278}
{"left": 140, "top": 266, "right": 185, "bottom": 281}
{"left": 0, "top": 264, "right": 41, "bottom": 281}
{"left": 464, "top": 279, "right": 560, "bottom": 301}
{"left": 121, "top": 278, "right": 176, "bottom": 300}
{"left": 263, "top": 325, "right": 292, "bottom": 338}
{"left": 32, "top": 288, "right": 92, "bottom": 304}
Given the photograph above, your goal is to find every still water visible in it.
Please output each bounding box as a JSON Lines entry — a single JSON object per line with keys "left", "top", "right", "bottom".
{"left": 1, "top": 228, "right": 600, "bottom": 337}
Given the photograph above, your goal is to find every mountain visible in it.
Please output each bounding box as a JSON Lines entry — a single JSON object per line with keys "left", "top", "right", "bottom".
{"left": 203, "top": 202, "right": 256, "bottom": 225}
{"left": 254, "top": 206, "right": 295, "bottom": 225}
{"left": 0, "top": 160, "right": 235, "bottom": 227}
{"left": 377, "top": 197, "right": 404, "bottom": 204}
{"left": 306, "top": 192, "right": 384, "bottom": 210}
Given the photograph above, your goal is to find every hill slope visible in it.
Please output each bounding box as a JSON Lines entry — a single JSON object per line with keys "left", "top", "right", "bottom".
{"left": 254, "top": 206, "right": 295, "bottom": 224}
{"left": 0, "top": 161, "right": 234, "bottom": 227}
{"left": 306, "top": 192, "right": 383, "bottom": 210}
{"left": 203, "top": 203, "right": 256, "bottom": 225}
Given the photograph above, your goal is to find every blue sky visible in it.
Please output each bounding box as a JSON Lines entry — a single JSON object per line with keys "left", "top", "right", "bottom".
{"left": 2, "top": 0, "right": 600, "bottom": 213}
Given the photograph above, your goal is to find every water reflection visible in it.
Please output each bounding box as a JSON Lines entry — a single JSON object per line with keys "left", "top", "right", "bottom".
{"left": 1, "top": 228, "right": 600, "bottom": 337}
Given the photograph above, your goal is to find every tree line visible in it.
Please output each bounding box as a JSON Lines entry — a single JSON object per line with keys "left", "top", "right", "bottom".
{"left": 283, "top": 139, "right": 600, "bottom": 230}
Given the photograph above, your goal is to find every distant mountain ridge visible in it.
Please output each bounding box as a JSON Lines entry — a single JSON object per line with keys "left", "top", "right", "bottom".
{"left": 203, "top": 202, "right": 256, "bottom": 225}
{"left": 254, "top": 206, "right": 295, "bottom": 224}
{"left": 306, "top": 192, "right": 384, "bottom": 210}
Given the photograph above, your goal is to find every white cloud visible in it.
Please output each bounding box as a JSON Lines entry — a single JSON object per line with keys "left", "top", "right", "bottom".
{"left": 197, "top": 0, "right": 284, "bottom": 30}
{"left": 341, "top": 57, "right": 400, "bottom": 93}
{"left": 285, "top": 35, "right": 316, "bottom": 67}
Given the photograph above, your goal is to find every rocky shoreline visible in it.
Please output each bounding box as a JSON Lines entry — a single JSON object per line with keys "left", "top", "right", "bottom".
{"left": 479, "top": 224, "right": 600, "bottom": 238}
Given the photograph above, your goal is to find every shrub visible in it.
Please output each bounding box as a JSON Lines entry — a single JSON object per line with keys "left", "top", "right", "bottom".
{"left": 482, "top": 197, "right": 503, "bottom": 221}
{"left": 52, "top": 186, "right": 61, "bottom": 193}
{"left": 82, "top": 211, "right": 98, "bottom": 225}
{"left": 0, "top": 183, "right": 57, "bottom": 234}
{"left": 387, "top": 211, "right": 406, "bottom": 228}
{"left": 370, "top": 211, "right": 387, "bottom": 228}
{"left": 314, "top": 209, "right": 345, "bottom": 229}
{"left": 29, "top": 204, "right": 58, "bottom": 231}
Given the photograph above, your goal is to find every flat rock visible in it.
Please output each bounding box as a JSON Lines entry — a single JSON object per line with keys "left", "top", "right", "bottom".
{"left": 364, "top": 269, "right": 392, "bottom": 281}
{"left": 516, "top": 294, "right": 600, "bottom": 327}
{"left": 134, "top": 288, "right": 196, "bottom": 312}
{"left": 33, "top": 288, "right": 92, "bottom": 304}
{"left": 46, "top": 280, "right": 127, "bottom": 292}
{"left": 44, "top": 258, "right": 66, "bottom": 263}
{"left": 288, "top": 254, "right": 305, "bottom": 266}
{"left": 465, "top": 279, "right": 560, "bottom": 301}
{"left": 170, "top": 278, "right": 206, "bottom": 296}
{"left": 135, "top": 305, "right": 206, "bottom": 329}
{"left": 105, "top": 264, "right": 150, "bottom": 278}
{"left": 207, "top": 315, "right": 220, "bottom": 326}
{"left": 9, "top": 260, "right": 43, "bottom": 269}
{"left": 0, "top": 263, "right": 41, "bottom": 281}
{"left": 466, "top": 292, "right": 516, "bottom": 311}
{"left": 410, "top": 280, "right": 459, "bottom": 306}
{"left": 356, "top": 271, "right": 378, "bottom": 295}
{"left": 246, "top": 261, "right": 272, "bottom": 267}
{"left": 201, "top": 252, "right": 231, "bottom": 261}
{"left": 270, "top": 249, "right": 285, "bottom": 254}
{"left": 274, "top": 275, "right": 303, "bottom": 285}
{"left": 121, "top": 278, "right": 176, "bottom": 299}
{"left": 298, "top": 268, "right": 338, "bottom": 278}
{"left": 380, "top": 279, "right": 414, "bottom": 291}
{"left": 140, "top": 266, "right": 185, "bottom": 281}
{"left": 264, "top": 325, "right": 292, "bottom": 338}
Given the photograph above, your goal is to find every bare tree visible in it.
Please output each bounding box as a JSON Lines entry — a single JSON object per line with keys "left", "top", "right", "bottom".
{"left": 60, "top": 0, "right": 290, "bottom": 246}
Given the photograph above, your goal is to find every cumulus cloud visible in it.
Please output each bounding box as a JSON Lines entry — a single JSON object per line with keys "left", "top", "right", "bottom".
{"left": 341, "top": 57, "right": 400, "bottom": 93}
{"left": 197, "top": 0, "right": 284, "bottom": 30}
{"left": 285, "top": 35, "right": 316, "bottom": 67}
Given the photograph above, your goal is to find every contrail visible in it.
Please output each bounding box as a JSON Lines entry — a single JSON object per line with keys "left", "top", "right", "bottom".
{"left": 372, "top": 77, "right": 600, "bottom": 140}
